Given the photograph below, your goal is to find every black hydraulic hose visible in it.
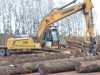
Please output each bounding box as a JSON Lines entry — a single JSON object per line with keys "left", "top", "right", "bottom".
{"left": 59, "top": 0, "right": 77, "bottom": 10}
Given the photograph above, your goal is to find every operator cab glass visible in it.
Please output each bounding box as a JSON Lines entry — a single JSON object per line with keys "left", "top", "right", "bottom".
{"left": 51, "top": 30, "right": 59, "bottom": 46}
{"left": 40, "top": 29, "right": 59, "bottom": 47}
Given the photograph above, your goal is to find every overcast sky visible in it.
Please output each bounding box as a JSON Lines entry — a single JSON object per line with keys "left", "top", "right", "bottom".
{"left": 77, "top": 0, "right": 100, "bottom": 29}
{"left": 54, "top": 0, "right": 100, "bottom": 33}
{"left": 1, "top": 0, "right": 99, "bottom": 34}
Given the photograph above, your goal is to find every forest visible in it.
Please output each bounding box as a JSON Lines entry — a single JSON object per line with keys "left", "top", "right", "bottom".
{"left": 0, "top": 0, "right": 98, "bottom": 45}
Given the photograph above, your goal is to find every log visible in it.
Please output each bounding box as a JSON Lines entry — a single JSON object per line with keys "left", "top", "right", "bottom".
{"left": 75, "top": 60, "right": 100, "bottom": 73}
{"left": 66, "top": 48, "right": 81, "bottom": 53}
{"left": 67, "top": 43, "right": 83, "bottom": 48}
{"left": 82, "top": 44, "right": 89, "bottom": 48}
{"left": 0, "top": 63, "right": 38, "bottom": 75}
{"left": 66, "top": 39, "right": 83, "bottom": 45}
{"left": 0, "top": 52, "right": 89, "bottom": 66}
{"left": 67, "top": 45, "right": 81, "bottom": 49}
{"left": 96, "top": 48, "right": 100, "bottom": 52}
{"left": 81, "top": 48, "right": 89, "bottom": 52}
{"left": 38, "top": 63, "right": 68, "bottom": 75}
{"left": 67, "top": 41, "right": 90, "bottom": 48}
{"left": 0, "top": 55, "right": 100, "bottom": 75}
{"left": 0, "top": 52, "right": 64, "bottom": 61}
{"left": 69, "top": 36, "right": 84, "bottom": 42}
{"left": 38, "top": 55, "right": 100, "bottom": 75}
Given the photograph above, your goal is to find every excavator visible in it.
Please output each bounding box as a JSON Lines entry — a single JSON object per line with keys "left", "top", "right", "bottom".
{"left": 0, "top": 0, "right": 98, "bottom": 56}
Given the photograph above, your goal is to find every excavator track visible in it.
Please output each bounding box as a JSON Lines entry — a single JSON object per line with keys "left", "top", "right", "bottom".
{"left": 8, "top": 49, "right": 61, "bottom": 55}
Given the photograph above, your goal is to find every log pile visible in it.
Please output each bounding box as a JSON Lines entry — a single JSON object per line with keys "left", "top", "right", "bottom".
{"left": 0, "top": 55, "right": 100, "bottom": 75}
{"left": 0, "top": 52, "right": 89, "bottom": 66}
{"left": 0, "top": 50, "right": 90, "bottom": 75}
{"left": 0, "top": 36, "right": 100, "bottom": 75}
{"left": 0, "top": 51, "right": 88, "bottom": 66}
{"left": 66, "top": 36, "right": 94, "bottom": 53}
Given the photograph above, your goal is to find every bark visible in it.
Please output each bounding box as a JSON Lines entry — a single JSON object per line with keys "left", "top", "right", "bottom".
{"left": 0, "top": 63, "right": 37, "bottom": 75}
{"left": 66, "top": 36, "right": 91, "bottom": 53}
{"left": 67, "top": 36, "right": 90, "bottom": 46}
{"left": 82, "top": 44, "right": 90, "bottom": 48}
{"left": 67, "top": 43, "right": 83, "bottom": 48}
{"left": 0, "top": 55, "right": 100, "bottom": 75}
{"left": 66, "top": 48, "right": 82, "bottom": 53}
{"left": 75, "top": 60, "right": 100, "bottom": 73}
{"left": 69, "top": 36, "right": 84, "bottom": 42}
{"left": 66, "top": 39, "right": 83, "bottom": 45}
{"left": 0, "top": 60, "right": 11, "bottom": 66}
{"left": 67, "top": 46, "right": 80, "bottom": 49}
{"left": 81, "top": 48, "right": 89, "bottom": 52}
{"left": 96, "top": 48, "right": 100, "bottom": 52}
{"left": 0, "top": 52, "right": 89, "bottom": 66}
{"left": 67, "top": 41, "right": 90, "bottom": 48}
{"left": 38, "top": 55, "right": 100, "bottom": 75}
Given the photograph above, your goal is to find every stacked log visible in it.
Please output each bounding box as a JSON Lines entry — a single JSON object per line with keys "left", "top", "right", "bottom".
{"left": 66, "top": 36, "right": 91, "bottom": 53}
{"left": 75, "top": 60, "right": 100, "bottom": 73}
{"left": 0, "top": 55, "right": 100, "bottom": 75}
{"left": 0, "top": 52, "right": 89, "bottom": 67}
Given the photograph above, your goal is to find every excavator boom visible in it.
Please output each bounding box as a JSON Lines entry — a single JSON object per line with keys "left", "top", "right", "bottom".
{"left": 37, "top": 1, "right": 83, "bottom": 42}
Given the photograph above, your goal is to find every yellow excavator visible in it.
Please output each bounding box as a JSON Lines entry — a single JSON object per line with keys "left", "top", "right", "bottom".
{"left": 0, "top": 0, "right": 98, "bottom": 56}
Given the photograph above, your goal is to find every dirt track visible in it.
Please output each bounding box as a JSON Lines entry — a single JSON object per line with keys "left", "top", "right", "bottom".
{"left": 23, "top": 71, "right": 100, "bottom": 75}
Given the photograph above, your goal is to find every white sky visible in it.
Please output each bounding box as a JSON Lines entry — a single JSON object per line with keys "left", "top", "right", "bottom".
{"left": 77, "top": 0, "right": 100, "bottom": 29}
{"left": 1, "top": 0, "right": 100, "bottom": 34}
{"left": 54, "top": 0, "right": 100, "bottom": 34}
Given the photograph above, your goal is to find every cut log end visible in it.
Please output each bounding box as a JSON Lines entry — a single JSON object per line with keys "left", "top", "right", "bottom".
{"left": 38, "top": 64, "right": 46, "bottom": 75}
{"left": 75, "top": 60, "right": 100, "bottom": 73}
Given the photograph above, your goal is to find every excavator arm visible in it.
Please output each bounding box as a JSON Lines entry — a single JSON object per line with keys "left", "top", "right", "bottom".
{"left": 83, "top": 0, "right": 98, "bottom": 55}
{"left": 83, "top": 0, "right": 94, "bottom": 44}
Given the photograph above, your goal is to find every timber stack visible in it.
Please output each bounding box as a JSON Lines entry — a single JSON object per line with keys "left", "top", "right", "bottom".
{"left": 0, "top": 55, "right": 100, "bottom": 75}
{"left": 66, "top": 36, "right": 98, "bottom": 53}
{"left": 96, "top": 41, "right": 100, "bottom": 52}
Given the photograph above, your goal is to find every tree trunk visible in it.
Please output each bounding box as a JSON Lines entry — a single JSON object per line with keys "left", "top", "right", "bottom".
{"left": 75, "top": 60, "right": 100, "bottom": 73}
{"left": 38, "top": 55, "right": 100, "bottom": 75}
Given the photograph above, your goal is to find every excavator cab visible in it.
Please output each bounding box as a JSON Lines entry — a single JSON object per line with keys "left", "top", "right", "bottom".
{"left": 40, "top": 26, "right": 59, "bottom": 49}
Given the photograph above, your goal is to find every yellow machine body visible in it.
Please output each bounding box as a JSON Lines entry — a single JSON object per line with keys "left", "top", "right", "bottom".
{"left": 7, "top": 37, "right": 41, "bottom": 50}
{"left": 7, "top": 37, "right": 58, "bottom": 50}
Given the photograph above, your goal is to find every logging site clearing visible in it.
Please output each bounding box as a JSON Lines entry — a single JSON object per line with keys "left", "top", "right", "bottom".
{"left": 0, "top": 0, "right": 100, "bottom": 75}
{"left": 0, "top": 36, "right": 100, "bottom": 75}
